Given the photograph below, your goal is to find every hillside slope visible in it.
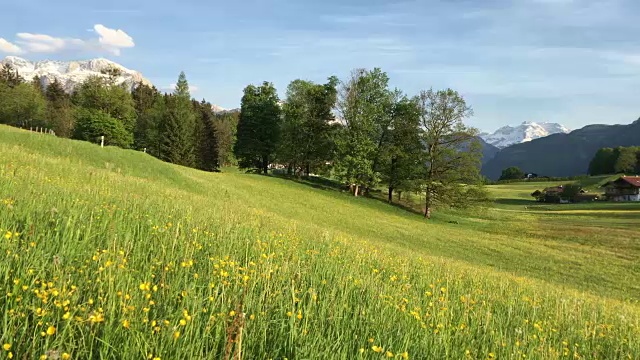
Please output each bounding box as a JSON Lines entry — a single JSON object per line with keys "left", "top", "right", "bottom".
{"left": 482, "top": 119, "right": 640, "bottom": 179}
{"left": 1, "top": 125, "right": 638, "bottom": 358}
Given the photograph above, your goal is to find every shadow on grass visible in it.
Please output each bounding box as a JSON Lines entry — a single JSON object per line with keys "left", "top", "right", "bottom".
{"left": 268, "top": 172, "right": 429, "bottom": 217}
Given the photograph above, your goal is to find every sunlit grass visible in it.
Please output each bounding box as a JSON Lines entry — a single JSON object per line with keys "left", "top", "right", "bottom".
{"left": 1, "top": 125, "right": 639, "bottom": 359}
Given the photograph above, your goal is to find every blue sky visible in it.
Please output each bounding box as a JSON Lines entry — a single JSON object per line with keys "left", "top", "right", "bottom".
{"left": 1, "top": 0, "right": 639, "bottom": 132}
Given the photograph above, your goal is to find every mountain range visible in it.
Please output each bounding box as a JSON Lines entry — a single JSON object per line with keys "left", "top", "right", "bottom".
{"left": 482, "top": 118, "right": 640, "bottom": 179}
{"left": 1, "top": 56, "right": 151, "bottom": 92}
{"left": 480, "top": 121, "right": 570, "bottom": 149}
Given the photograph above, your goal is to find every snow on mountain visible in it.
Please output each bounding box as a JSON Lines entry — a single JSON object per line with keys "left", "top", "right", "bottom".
{"left": 211, "top": 104, "right": 239, "bottom": 114}
{"left": 1, "top": 56, "right": 151, "bottom": 92}
{"left": 480, "top": 121, "right": 570, "bottom": 149}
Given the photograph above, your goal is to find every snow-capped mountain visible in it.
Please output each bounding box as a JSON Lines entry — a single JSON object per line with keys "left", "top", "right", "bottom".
{"left": 211, "top": 104, "right": 239, "bottom": 114}
{"left": 480, "top": 121, "right": 570, "bottom": 149}
{"left": 1, "top": 56, "right": 151, "bottom": 92}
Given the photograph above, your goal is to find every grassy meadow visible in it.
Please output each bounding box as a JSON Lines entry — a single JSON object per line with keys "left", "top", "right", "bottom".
{"left": 0, "top": 125, "right": 639, "bottom": 359}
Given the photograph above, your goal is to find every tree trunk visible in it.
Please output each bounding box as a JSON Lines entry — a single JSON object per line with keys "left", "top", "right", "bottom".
{"left": 388, "top": 187, "right": 393, "bottom": 203}
{"left": 398, "top": 191, "right": 402, "bottom": 201}
{"left": 305, "top": 163, "right": 310, "bottom": 177}
{"left": 424, "top": 189, "right": 432, "bottom": 219}
{"left": 354, "top": 185, "right": 360, "bottom": 197}
{"left": 262, "top": 156, "right": 269, "bottom": 174}
{"left": 287, "top": 163, "right": 293, "bottom": 175}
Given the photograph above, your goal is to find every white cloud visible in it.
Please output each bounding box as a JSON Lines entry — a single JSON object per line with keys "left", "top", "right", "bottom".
{"left": 15, "top": 33, "right": 84, "bottom": 53}
{"left": 0, "top": 38, "right": 23, "bottom": 54}
{"left": 93, "top": 24, "right": 134, "bottom": 55}
{"left": 1, "top": 25, "right": 134, "bottom": 56}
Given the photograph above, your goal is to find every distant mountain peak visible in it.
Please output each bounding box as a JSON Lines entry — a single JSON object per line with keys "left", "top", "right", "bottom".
{"left": 1, "top": 56, "right": 151, "bottom": 92}
{"left": 480, "top": 121, "right": 570, "bottom": 149}
{"left": 211, "top": 104, "right": 239, "bottom": 114}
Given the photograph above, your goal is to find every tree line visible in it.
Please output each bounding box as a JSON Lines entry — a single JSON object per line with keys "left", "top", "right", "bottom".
{"left": 232, "top": 68, "right": 487, "bottom": 218}
{"left": 589, "top": 146, "right": 640, "bottom": 175}
{"left": 1, "top": 64, "right": 486, "bottom": 218}
{"left": 0, "top": 64, "right": 238, "bottom": 171}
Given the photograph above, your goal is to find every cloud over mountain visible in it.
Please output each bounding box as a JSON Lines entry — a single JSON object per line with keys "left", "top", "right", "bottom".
{"left": 0, "top": 25, "right": 134, "bottom": 56}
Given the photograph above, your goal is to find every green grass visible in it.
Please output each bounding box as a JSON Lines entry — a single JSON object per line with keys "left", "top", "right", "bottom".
{"left": 1, "top": 125, "right": 639, "bottom": 359}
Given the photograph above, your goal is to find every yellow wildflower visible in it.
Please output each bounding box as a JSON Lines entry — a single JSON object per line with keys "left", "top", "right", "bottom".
{"left": 372, "top": 346, "right": 383, "bottom": 353}
{"left": 3, "top": 344, "right": 11, "bottom": 351}
{"left": 122, "top": 319, "right": 130, "bottom": 329}
{"left": 400, "top": 352, "right": 409, "bottom": 359}
{"left": 62, "top": 353, "right": 71, "bottom": 360}
{"left": 386, "top": 351, "right": 394, "bottom": 357}
{"left": 46, "top": 326, "right": 56, "bottom": 336}
{"left": 173, "top": 331, "right": 180, "bottom": 339}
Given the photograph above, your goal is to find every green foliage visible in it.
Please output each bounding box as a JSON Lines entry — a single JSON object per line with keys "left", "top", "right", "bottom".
{"left": 334, "top": 68, "right": 393, "bottom": 195}
{"left": 213, "top": 112, "right": 239, "bottom": 166}
{"left": 193, "top": 99, "right": 219, "bottom": 172}
{"left": 0, "top": 81, "right": 47, "bottom": 128}
{"left": 132, "top": 82, "right": 162, "bottom": 153}
{"left": 561, "top": 183, "right": 583, "bottom": 200}
{"left": 157, "top": 73, "right": 197, "bottom": 167}
{"left": 73, "top": 108, "right": 133, "bottom": 148}
{"left": 379, "top": 92, "right": 424, "bottom": 202}
{"left": 279, "top": 77, "right": 339, "bottom": 175}
{"left": 71, "top": 76, "right": 136, "bottom": 133}
{"left": 614, "top": 146, "right": 639, "bottom": 173}
{"left": 234, "top": 82, "right": 282, "bottom": 173}
{"left": 589, "top": 146, "right": 640, "bottom": 175}
{"left": 45, "top": 79, "right": 75, "bottom": 137}
{"left": 0, "top": 63, "right": 24, "bottom": 87}
{"left": 499, "top": 166, "right": 525, "bottom": 180}
{"left": 417, "top": 88, "right": 482, "bottom": 218}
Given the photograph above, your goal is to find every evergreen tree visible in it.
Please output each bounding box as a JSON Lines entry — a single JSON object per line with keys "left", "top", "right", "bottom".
{"left": 193, "top": 99, "right": 219, "bottom": 171}
{"left": 132, "top": 82, "right": 162, "bottom": 152}
{"left": 234, "top": 82, "right": 281, "bottom": 174}
{"left": 45, "top": 79, "right": 74, "bottom": 137}
{"left": 158, "top": 72, "right": 196, "bottom": 166}
{"left": 588, "top": 148, "right": 616, "bottom": 175}
{"left": 213, "top": 112, "right": 239, "bottom": 166}
{"left": 0, "top": 64, "right": 24, "bottom": 88}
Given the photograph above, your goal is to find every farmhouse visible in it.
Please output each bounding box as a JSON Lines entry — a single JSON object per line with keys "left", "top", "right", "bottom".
{"left": 601, "top": 176, "right": 640, "bottom": 202}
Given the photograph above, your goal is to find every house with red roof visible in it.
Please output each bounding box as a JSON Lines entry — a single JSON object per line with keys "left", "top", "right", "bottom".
{"left": 601, "top": 176, "right": 640, "bottom": 202}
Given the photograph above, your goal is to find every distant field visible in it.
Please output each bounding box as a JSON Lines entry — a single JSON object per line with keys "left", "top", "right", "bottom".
{"left": 1, "top": 125, "right": 638, "bottom": 359}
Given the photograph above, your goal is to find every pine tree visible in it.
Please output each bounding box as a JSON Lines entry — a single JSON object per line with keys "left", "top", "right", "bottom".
{"left": 45, "top": 79, "right": 74, "bottom": 137}
{"left": 0, "top": 64, "right": 24, "bottom": 88}
{"left": 132, "top": 82, "right": 162, "bottom": 152}
{"left": 158, "top": 72, "right": 196, "bottom": 166}
{"left": 193, "top": 100, "right": 219, "bottom": 171}
{"left": 213, "top": 112, "right": 239, "bottom": 166}
{"left": 234, "top": 82, "right": 281, "bottom": 174}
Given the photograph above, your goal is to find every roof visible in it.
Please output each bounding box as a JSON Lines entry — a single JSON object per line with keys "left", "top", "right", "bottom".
{"left": 602, "top": 176, "right": 640, "bottom": 188}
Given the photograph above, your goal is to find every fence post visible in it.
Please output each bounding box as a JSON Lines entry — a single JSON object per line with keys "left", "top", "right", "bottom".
{"left": 143, "top": 148, "right": 147, "bottom": 153}
{"left": 101, "top": 135, "right": 105, "bottom": 148}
